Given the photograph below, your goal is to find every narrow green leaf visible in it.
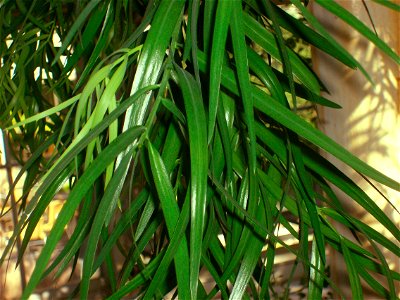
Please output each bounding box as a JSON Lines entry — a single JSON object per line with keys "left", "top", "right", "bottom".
{"left": 292, "top": 145, "right": 326, "bottom": 263}
{"left": 288, "top": 0, "right": 371, "bottom": 82}
{"left": 341, "top": 240, "right": 363, "bottom": 299}
{"left": 201, "top": 254, "right": 229, "bottom": 300}
{"left": 231, "top": 1, "right": 256, "bottom": 172}
{"left": 372, "top": 0, "right": 400, "bottom": 11}
{"left": 74, "top": 2, "right": 115, "bottom": 91}
{"left": 230, "top": 170, "right": 249, "bottom": 257}
{"left": 255, "top": 124, "right": 400, "bottom": 240}
{"left": 198, "top": 50, "right": 399, "bottom": 191}
{"left": 308, "top": 239, "right": 324, "bottom": 300}
{"left": 80, "top": 151, "right": 134, "bottom": 298}
{"left": 247, "top": 47, "right": 287, "bottom": 105}
{"left": 259, "top": 245, "right": 275, "bottom": 299}
{"left": 353, "top": 252, "right": 400, "bottom": 281}
{"left": 203, "top": 0, "right": 217, "bottom": 53}
{"left": 142, "top": 191, "right": 191, "bottom": 299}
{"left": 74, "top": 64, "right": 112, "bottom": 136}
{"left": 124, "top": 0, "right": 184, "bottom": 128}
{"left": 93, "top": 189, "right": 150, "bottom": 275}
{"left": 1, "top": 130, "right": 62, "bottom": 215}
{"left": 190, "top": 0, "right": 201, "bottom": 86}
{"left": 358, "top": 266, "right": 390, "bottom": 298}
{"left": 135, "top": 123, "right": 182, "bottom": 243}
{"left": 52, "top": 0, "right": 101, "bottom": 65}
{"left": 107, "top": 250, "right": 166, "bottom": 300}
{"left": 366, "top": 235, "right": 397, "bottom": 299}
{"left": 83, "top": 57, "right": 128, "bottom": 170}
{"left": 62, "top": 2, "right": 108, "bottom": 75}
{"left": 315, "top": 0, "right": 400, "bottom": 64}
{"left": 19, "top": 163, "right": 74, "bottom": 263}
{"left": 120, "top": 210, "right": 160, "bottom": 286}
{"left": 43, "top": 220, "right": 92, "bottom": 280}
{"left": 207, "top": 0, "right": 232, "bottom": 143}
{"left": 6, "top": 94, "right": 80, "bottom": 130}
{"left": 147, "top": 141, "right": 190, "bottom": 299}
{"left": 252, "top": 88, "right": 400, "bottom": 191}
{"left": 174, "top": 66, "right": 208, "bottom": 300}
{"left": 320, "top": 208, "right": 400, "bottom": 256}
{"left": 261, "top": 0, "right": 299, "bottom": 110}
{"left": 161, "top": 97, "right": 186, "bottom": 124}
{"left": 243, "top": 12, "right": 320, "bottom": 94}
{"left": 230, "top": 192, "right": 266, "bottom": 300}
{"left": 21, "top": 126, "right": 145, "bottom": 299}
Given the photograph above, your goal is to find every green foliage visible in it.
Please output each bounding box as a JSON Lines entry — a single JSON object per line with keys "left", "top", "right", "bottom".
{"left": 1, "top": 0, "right": 399, "bottom": 299}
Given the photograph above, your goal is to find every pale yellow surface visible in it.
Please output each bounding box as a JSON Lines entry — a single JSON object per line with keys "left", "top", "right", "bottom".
{"left": 313, "top": 0, "right": 400, "bottom": 297}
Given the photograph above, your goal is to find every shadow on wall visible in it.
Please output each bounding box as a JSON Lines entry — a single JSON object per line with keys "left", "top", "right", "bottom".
{"left": 312, "top": 0, "right": 399, "bottom": 297}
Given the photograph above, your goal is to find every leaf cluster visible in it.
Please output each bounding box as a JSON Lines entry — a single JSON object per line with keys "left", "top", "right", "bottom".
{"left": 0, "top": 0, "right": 399, "bottom": 299}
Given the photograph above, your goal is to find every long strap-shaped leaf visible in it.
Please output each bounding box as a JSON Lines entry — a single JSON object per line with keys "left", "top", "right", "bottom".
{"left": 341, "top": 238, "right": 363, "bottom": 299}
{"left": 107, "top": 250, "right": 166, "bottom": 300}
{"left": 174, "top": 65, "right": 208, "bottom": 300}
{"left": 62, "top": 1, "right": 109, "bottom": 75}
{"left": 207, "top": 0, "right": 232, "bottom": 143}
{"left": 124, "top": 1, "right": 184, "bottom": 128}
{"left": 196, "top": 51, "right": 400, "bottom": 191}
{"left": 229, "top": 180, "right": 267, "bottom": 300}
{"left": 255, "top": 124, "right": 400, "bottom": 240}
{"left": 147, "top": 142, "right": 190, "bottom": 299}
{"left": 242, "top": 11, "right": 320, "bottom": 94}
{"left": 308, "top": 239, "right": 325, "bottom": 300}
{"left": 52, "top": 0, "right": 102, "bottom": 65}
{"left": 315, "top": 0, "right": 400, "bottom": 64}
{"left": 228, "top": 3, "right": 262, "bottom": 296}
{"left": 372, "top": 0, "right": 400, "bottom": 11}
{"left": 0, "top": 86, "right": 158, "bottom": 269}
{"left": 289, "top": 0, "right": 371, "bottom": 82}
{"left": 21, "top": 126, "right": 145, "bottom": 299}
{"left": 253, "top": 85, "right": 400, "bottom": 190}
{"left": 141, "top": 191, "right": 191, "bottom": 300}
{"left": 74, "top": 2, "right": 115, "bottom": 91}
{"left": 80, "top": 151, "right": 133, "bottom": 298}
{"left": 5, "top": 94, "right": 80, "bottom": 130}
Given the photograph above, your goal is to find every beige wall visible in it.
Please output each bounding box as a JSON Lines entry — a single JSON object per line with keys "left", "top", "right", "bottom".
{"left": 312, "top": 0, "right": 400, "bottom": 297}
